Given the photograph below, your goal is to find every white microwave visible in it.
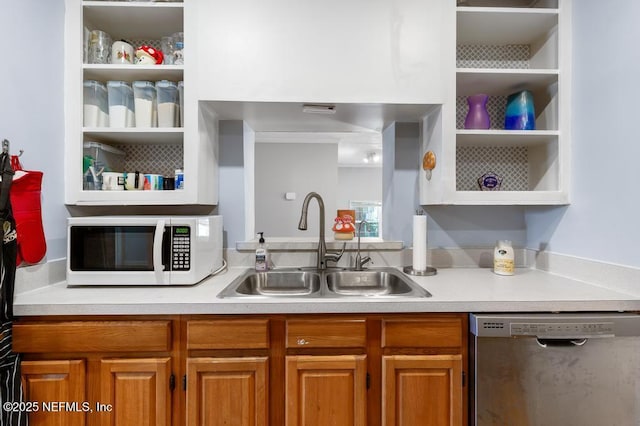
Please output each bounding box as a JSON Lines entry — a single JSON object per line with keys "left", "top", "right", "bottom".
{"left": 67, "top": 215, "right": 223, "bottom": 286}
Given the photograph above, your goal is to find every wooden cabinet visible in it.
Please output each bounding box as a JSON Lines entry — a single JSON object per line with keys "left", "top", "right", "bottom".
{"left": 13, "top": 319, "right": 177, "bottom": 426}
{"left": 379, "top": 317, "right": 466, "bottom": 426}
{"left": 21, "top": 360, "right": 86, "bottom": 426}
{"left": 286, "top": 355, "right": 367, "bottom": 426}
{"left": 99, "top": 357, "right": 172, "bottom": 426}
{"left": 185, "top": 319, "right": 270, "bottom": 426}
{"left": 284, "top": 318, "right": 368, "bottom": 425}
{"left": 13, "top": 314, "right": 467, "bottom": 426}
{"left": 186, "top": 357, "right": 268, "bottom": 426}
{"left": 382, "top": 355, "right": 462, "bottom": 426}
{"left": 421, "top": 0, "right": 572, "bottom": 205}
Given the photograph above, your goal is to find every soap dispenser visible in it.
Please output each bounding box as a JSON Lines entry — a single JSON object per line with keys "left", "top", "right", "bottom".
{"left": 255, "top": 232, "right": 269, "bottom": 272}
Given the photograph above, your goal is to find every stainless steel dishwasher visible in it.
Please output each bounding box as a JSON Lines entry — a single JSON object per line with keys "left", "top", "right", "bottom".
{"left": 470, "top": 313, "right": 640, "bottom": 426}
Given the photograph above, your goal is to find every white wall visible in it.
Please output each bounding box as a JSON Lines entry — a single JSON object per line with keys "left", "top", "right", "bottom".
{"left": 255, "top": 143, "right": 338, "bottom": 238}
{"left": 218, "top": 121, "right": 255, "bottom": 247}
{"left": 8, "top": 0, "right": 636, "bottom": 268}
{"left": 525, "top": 0, "right": 640, "bottom": 268}
{"left": 0, "top": 0, "right": 67, "bottom": 261}
{"left": 336, "top": 167, "right": 382, "bottom": 208}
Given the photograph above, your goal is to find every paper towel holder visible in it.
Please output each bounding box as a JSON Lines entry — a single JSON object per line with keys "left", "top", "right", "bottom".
{"left": 403, "top": 266, "right": 437, "bottom": 276}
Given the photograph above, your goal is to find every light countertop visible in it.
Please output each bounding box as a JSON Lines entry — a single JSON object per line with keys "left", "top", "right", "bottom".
{"left": 13, "top": 266, "right": 640, "bottom": 316}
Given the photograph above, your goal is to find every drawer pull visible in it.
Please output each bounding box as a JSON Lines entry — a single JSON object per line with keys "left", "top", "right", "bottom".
{"left": 297, "top": 338, "right": 309, "bottom": 346}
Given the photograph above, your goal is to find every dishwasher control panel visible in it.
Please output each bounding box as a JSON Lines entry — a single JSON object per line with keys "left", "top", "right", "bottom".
{"left": 470, "top": 314, "right": 640, "bottom": 338}
{"left": 510, "top": 322, "right": 615, "bottom": 338}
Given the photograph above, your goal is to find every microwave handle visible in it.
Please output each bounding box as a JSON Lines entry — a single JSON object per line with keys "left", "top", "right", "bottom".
{"left": 153, "top": 220, "right": 166, "bottom": 284}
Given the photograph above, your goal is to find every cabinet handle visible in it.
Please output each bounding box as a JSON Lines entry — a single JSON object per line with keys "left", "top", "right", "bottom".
{"left": 296, "top": 338, "right": 309, "bottom": 346}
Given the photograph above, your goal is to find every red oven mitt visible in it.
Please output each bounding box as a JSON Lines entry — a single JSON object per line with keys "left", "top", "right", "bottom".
{"left": 10, "top": 156, "right": 46, "bottom": 265}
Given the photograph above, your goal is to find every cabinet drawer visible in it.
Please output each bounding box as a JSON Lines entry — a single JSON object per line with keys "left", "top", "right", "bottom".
{"left": 13, "top": 321, "right": 172, "bottom": 353}
{"left": 187, "top": 319, "right": 269, "bottom": 350}
{"left": 381, "top": 319, "right": 462, "bottom": 349}
{"left": 286, "top": 319, "right": 366, "bottom": 349}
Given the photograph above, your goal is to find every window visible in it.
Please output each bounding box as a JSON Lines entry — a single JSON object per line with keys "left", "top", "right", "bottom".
{"left": 349, "top": 201, "right": 382, "bottom": 238}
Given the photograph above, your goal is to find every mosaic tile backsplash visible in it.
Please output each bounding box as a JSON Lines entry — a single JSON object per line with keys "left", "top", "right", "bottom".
{"left": 457, "top": 44, "right": 531, "bottom": 69}
{"left": 114, "top": 143, "right": 183, "bottom": 177}
{"left": 456, "top": 146, "right": 529, "bottom": 191}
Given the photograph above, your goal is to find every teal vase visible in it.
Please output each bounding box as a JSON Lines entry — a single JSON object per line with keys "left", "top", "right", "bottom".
{"left": 505, "top": 90, "right": 535, "bottom": 130}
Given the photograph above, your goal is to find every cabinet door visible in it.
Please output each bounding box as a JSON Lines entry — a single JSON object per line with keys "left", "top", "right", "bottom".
{"left": 194, "top": 0, "right": 450, "bottom": 103}
{"left": 21, "top": 360, "right": 86, "bottom": 426}
{"left": 382, "top": 355, "right": 462, "bottom": 426}
{"left": 286, "top": 355, "right": 366, "bottom": 426}
{"left": 99, "top": 358, "right": 171, "bottom": 426}
{"left": 186, "top": 357, "right": 268, "bottom": 426}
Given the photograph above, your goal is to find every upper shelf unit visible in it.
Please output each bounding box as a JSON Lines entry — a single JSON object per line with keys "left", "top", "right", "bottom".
{"left": 65, "top": 0, "right": 193, "bottom": 206}
{"left": 421, "top": 0, "right": 570, "bottom": 206}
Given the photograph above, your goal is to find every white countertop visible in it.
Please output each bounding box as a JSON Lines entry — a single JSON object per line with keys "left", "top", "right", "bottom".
{"left": 13, "top": 266, "right": 640, "bottom": 316}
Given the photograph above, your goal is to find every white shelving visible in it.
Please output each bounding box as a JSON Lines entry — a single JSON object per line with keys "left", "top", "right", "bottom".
{"left": 83, "top": 64, "right": 184, "bottom": 82}
{"left": 83, "top": 128, "right": 184, "bottom": 145}
{"left": 65, "top": 0, "right": 218, "bottom": 206}
{"left": 421, "top": 0, "right": 570, "bottom": 206}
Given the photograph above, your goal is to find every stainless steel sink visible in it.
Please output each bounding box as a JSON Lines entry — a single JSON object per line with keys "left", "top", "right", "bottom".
{"left": 218, "top": 269, "right": 322, "bottom": 298}
{"left": 325, "top": 269, "right": 431, "bottom": 297}
{"left": 218, "top": 268, "right": 430, "bottom": 298}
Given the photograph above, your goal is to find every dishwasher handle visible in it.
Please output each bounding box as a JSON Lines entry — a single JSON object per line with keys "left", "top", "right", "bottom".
{"left": 536, "top": 338, "right": 589, "bottom": 348}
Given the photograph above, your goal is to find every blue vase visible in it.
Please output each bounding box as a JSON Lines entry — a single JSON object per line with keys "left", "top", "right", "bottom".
{"left": 504, "top": 90, "right": 535, "bottom": 130}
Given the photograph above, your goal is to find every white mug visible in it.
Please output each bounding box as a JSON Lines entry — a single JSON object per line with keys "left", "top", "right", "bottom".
{"left": 124, "top": 171, "right": 145, "bottom": 190}
{"left": 111, "top": 40, "right": 134, "bottom": 64}
{"left": 102, "top": 172, "right": 125, "bottom": 190}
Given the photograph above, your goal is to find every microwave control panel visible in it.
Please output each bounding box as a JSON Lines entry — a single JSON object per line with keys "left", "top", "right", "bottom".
{"left": 171, "top": 226, "right": 191, "bottom": 271}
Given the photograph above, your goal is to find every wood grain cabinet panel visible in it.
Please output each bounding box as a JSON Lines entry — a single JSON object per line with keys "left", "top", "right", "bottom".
{"left": 13, "top": 321, "right": 172, "bottom": 353}
{"left": 99, "top": 358, "right": 172, "bottom": 426}
{"left": 186, "top": 357, "right": 268, "bottom": 426}
{"left": 286, "top": 355, "right": 367, "bottom": 426}
{"left": 382, "top": 355, "right": 463, "bottom": 426}
{"left": 187, "top": 319, "right": 270, "bottom": 350}
{"left": 21, "top": 360, "right": 86, "bottom": 426}
{"left": 286, "top": 319, "right": 366, "bottom": 349}
{"left": 381, "top": 319, "right": 463, "bottom": 349}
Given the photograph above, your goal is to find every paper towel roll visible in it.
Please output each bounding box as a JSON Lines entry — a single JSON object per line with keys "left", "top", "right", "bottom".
{"left": 413, "top": 215, "right": 427, "bottom": 271}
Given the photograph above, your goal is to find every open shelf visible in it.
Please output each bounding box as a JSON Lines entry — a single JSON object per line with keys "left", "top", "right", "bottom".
{"left": 456, "top": 69, "right": 558, "bottom": 95}
{"left": 83, "top": 128, "right": 184, "bottom": 145}
{"left": 456, "top": 130, "right": 559, "bottom": 147}
{"left": 83, "top": 1, "right": 183, "bottom": 39}
{"left": 451, "top": 190, "right": 567, "bottom": 205}
{"left": 75, "top": 189, "right": 189, "bottom": 206}
{"left": 83, "top": 64, "right": 183, "bottom": 82}
{"left": 457, "top": 7, "right": 558, "bottom": 45}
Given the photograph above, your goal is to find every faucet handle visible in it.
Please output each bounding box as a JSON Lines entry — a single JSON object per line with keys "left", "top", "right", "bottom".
{"left": 324, "top": 242, "right": 346, "bottom": 265}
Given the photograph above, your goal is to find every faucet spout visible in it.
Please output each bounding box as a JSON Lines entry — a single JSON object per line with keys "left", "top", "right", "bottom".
{"left": 354, "top": 220, "right": 371, "bottom": 271}
{"left": 298, "top": 192, "right": 328, "bottom": 269}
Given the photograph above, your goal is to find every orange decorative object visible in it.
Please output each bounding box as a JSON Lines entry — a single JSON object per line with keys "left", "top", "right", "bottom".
{"left": 422, "top": 151, "right": 436, "bottom": 170}
{"left": 333, "top": 210, "right": 356, "bottom": 240}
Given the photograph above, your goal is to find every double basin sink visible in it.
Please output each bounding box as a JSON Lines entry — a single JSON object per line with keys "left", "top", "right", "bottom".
{"left": 218, "top": 267, "right": 431, "bottom": 299}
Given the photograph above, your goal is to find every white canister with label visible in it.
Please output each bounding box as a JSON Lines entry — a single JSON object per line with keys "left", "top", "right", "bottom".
{"left": 493, "top": 240, "right": 515, "bottom": 275}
